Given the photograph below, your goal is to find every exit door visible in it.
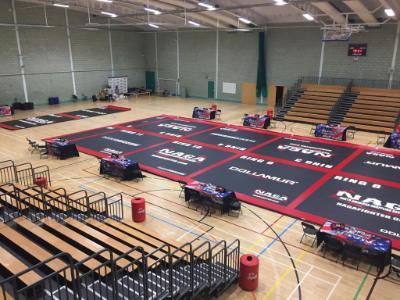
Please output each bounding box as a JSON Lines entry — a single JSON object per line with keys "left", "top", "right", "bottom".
{"left": 145, "top": 71, "right": 156, "bottom": 93}
{"left": 208, "top": 81, "right": 215, "bottom": 98}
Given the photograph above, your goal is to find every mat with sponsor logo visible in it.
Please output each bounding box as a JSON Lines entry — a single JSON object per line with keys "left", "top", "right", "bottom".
{"left": 45, "top": 114, "right": 400, "bottom": 249}
{"left": 0, "top": 105, "right": 130, "bottom": 130}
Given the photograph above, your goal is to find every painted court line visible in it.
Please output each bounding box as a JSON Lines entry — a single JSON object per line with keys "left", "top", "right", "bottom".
{"left": 257, "top": 219, "right": 298, "bottom": 257}
{"left": 286, "top": 265, "right": 314, "bottom": 300}
{"left": 213, "top": 223, "right": 340, "bottom": 286}
{"left": 262, "top": 250, "right": 307, "bottom": 300}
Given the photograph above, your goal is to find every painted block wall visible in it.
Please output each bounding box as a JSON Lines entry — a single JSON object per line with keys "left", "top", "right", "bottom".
{"left": 0, "top": 1, "right": 145, "bottom": 105}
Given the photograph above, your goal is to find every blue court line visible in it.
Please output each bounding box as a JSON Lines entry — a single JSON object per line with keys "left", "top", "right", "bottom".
{"left": 257, "top": 219, "right": 298, "bottom": 257}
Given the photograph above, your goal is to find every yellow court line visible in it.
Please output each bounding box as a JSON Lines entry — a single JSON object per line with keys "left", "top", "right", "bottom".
{"left": 262, "top": 250, "right": 307, "bottom": 300}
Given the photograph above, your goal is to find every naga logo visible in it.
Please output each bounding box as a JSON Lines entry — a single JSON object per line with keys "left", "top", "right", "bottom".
{"left": 336, "top": 190, "right": 400, "bottom": 213}
{"left": 277, "top": 145, "right": 331, "bottom": 158}
{"left": 158, "top": 123, "right": 193, "bottom": 132}
{"left": 254, "top": 189, "right": 288, "bottom": 202}
{"left": 366, "top": 151, "right": 394, "bottom": 159}
{"left": 158, "top": 149, "right": 206, "bottom": 163}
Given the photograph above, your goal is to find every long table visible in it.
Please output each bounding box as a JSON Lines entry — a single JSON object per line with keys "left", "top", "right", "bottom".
{"left": 314, "top": 124, "right": 349, "bottom": 141}
{"left": 243, "top": 114, "right": 270, "bottom": 129}
{"left": 0, "top": 105, "right": 13, "bottom": 116}
{"left": 184, "top": 181, "right": 240, "bottom": 214}
{"left": 100, "top": 157, "right": 142, "bottom": 180}
{"left": 192, "top": 107, "right": 217, "bottom": 120}
{"left": 46, "top": 139, "right": 79, "bottom": 160}
{"left": 317, "top": 220, "right": 391, "bottom": 270}
{"left": 384, "top": 132, "right": 400, "bottom": 149}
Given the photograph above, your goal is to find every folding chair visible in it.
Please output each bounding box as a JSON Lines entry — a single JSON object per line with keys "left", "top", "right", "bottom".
{"left": 376, "top": 132, "right": 387, "bottom": 145}
{"left": 300, "top": 221, "right": 319, "bottom": 247}
{"left": 391, "top": 254, "right": 400, "bottom": 278}
{"left": 321, "top": 236, "right": 344, "bottom": 262}
{"left": 310, "top": 125, "right": 316, "bottom": 135}
{"left": 342, "top": 243, "right": 362, "bottom": 270}
{"left": 178, "top": 181, "right": 186, "bottom": 198}
{"left": 215, "top": 109, "right": 222, "bottom": 119}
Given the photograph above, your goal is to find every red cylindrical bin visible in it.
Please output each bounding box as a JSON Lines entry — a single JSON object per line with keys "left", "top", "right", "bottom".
{"left": 34, "top": 176, "right": 48, "bottom": 188}
{"left": 131, "top": 197, "right": 146, "bottom": 222}
{"left": 239, "top": 254, "right": 259, "bottom": 291}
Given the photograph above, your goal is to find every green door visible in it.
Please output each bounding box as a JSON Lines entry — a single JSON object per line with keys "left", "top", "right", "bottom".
{"left": 208, "top": 81, "right": 215, "bottom": 98}
{"left": 145, "top": 71, "right": 156, "bottom": 92}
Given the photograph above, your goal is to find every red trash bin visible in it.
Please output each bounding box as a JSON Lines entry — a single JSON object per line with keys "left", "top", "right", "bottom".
{"left": 34, "top": 176, "right": 48, "bottom": 188}
{"left": 239, "top": 254, "right": 259, "bottom": 291}
{"left": 131, "top": 197, "right": 146, "bottom": 222}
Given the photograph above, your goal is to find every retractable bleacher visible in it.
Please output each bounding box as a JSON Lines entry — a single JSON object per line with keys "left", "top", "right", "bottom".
{"left": 341, "top": 87, "right": 400, "bottom": 133}
{"left": 283, "top": 84, "right": 345, "bottom": 124}
{"left": 0, "top": 160, "right": 240, "bottom": 299}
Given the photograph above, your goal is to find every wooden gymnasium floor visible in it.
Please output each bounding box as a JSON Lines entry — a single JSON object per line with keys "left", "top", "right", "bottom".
{"left": 0, "top": 96, "right": 399, "bottom": 300}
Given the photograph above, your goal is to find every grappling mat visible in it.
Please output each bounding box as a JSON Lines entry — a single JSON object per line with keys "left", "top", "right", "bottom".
{"left": 47, "top": 115, "right": 400, "bottom": 249}
{"left": 0, "top": 105, "right": 130, "bottom": 130}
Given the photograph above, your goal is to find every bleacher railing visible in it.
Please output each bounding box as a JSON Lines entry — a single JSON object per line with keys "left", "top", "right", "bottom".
{"left": 0, "top": 231, "right": 240, "bottom": 300}
{"left": 0, "top": 160, "right": 51, "bottom": 187}
{"left": 0, "top": 252, "right": 77, "bottom": 300}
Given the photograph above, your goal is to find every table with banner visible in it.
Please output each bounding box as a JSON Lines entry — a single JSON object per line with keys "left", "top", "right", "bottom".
{"left": 100, "top": 157, "right": 142, "bottom": 180}
{"left": 46, "top": 138, "right": 79, "bottom": 160}
{"left": 243, "top": 114, "right": 271, "bottom": 129}
{"left": 0, "top": 105, "right": 13, "bottom": 116}
{"left": 317, "top": 220, "right": 392, "bottom": 270}
{"left": 184, "top": 181, "right": 241, "bottom": 215}
{"left": 192, "top": 107, "right": 217, "bottom": 120}
{"left": 314, "top": 124, "right": 349, "bottom": 141}
{"left": 384, "top": 131, "right": 400, "bottom": 149}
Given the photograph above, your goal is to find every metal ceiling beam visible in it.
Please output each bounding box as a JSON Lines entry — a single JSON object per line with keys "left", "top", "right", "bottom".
{"left": 344, "top": 0, "right": 379, "bottom": 26}
{"left": 311, "top": 1, "right": 347, "bottom": 24}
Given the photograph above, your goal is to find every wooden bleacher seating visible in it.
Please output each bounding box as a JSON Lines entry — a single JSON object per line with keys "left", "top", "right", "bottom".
{"left": 63, "top": 217, "right": 155, "bottom": 264}
{"left": 341, "top": 87, "right": 400, "bottom": 133}
{"left": 0, "top": 224, "right": 74, "bottom": 281}
{"left": 41, "top": 218, "right": 131, "bottom": 269}
{"left": 14, "top": 217, "right": 111, "bottom": 276}
{"left": 0, "top": 244, "right": 42, "bottom": 286}
{"left": 283, "top": 84, "right": 344, "bottom": 124}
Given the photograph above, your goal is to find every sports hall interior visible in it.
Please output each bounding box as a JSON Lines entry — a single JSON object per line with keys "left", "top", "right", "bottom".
{"left": 0, "top": 0, "right": 400, "bottom": 300}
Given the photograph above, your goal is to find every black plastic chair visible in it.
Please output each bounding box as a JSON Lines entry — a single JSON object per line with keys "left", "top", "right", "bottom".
{"left": 322, "top": 236, "right": 344, "bottom": 262}
{"left": 342, "top": 243, "right": 362, "bottom": 270}
{"left": 391, "top": 254, "right": 400, "bottom": 277}
{"left": 300, "top": 221, "right": 319, "bottom": 247}
{"left": 178, "top": 181, "right": 186, "bottom": 198}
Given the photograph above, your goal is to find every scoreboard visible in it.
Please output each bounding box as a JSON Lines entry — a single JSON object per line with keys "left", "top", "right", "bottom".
{"left": 348, "top": 43, "right": 367, "bottom": 56}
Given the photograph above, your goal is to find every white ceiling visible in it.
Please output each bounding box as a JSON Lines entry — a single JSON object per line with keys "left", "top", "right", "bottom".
{"left": 14, "top": 0, "right": 400, "bottom": 30}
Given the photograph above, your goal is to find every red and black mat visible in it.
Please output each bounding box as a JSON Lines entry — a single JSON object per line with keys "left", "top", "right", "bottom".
{"left": 0, "top": 105, "right": 130, "bottom": 130}
{"left": 46, "top": 115, "right": 400, "bottom": 249}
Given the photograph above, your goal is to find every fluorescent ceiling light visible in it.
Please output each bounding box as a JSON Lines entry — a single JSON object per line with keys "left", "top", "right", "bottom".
{"left": 54, "top": 3, "right": 69, "bottom": 8}
{"left": 274, "top": 0, "right": 287, "bottom": 6}
{"left": 97, "top": 0, "right": 113, "bottom": 3}
{"left": 149, "top": 23, "right": 159, "bottom": 28}
{"left": 303, "top": 13, "right": 314, "bottom": 21}
{"left": 239, "top": 17, "right": 252, "bottom": 24}
{"left": 144, "top": 7, "right": 161, "bottom": 15}
{"left": 188, "top": 20, "right": 200, "bottom": 27}
{"left": 385, "top": 8, "right": 395, "bottom": 17}
{"left": 198, "top": 2, "right": 216, "bottom": 11}
{"left": 101, "top": 11, "right": 118, "bottom": 18}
